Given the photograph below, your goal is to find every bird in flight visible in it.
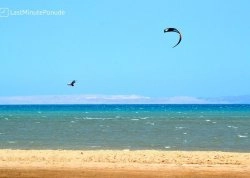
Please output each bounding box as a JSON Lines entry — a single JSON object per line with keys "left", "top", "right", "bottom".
{"left": 67, "top": 80, "right": 76, "bottom": 87}
{"left": 164, "top": 27, "right": 182, "bottom": 48}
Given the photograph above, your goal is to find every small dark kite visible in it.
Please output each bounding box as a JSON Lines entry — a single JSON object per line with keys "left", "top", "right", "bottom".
{"left": 164, "top": 28, "right": 182, "bottom": 48}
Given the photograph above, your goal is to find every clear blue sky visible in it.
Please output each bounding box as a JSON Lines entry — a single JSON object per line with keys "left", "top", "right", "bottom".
{"left": 1, "top": 0, "right": 250, "bottom": 99}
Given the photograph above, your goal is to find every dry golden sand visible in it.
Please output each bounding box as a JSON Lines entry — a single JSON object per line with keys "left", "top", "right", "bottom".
{"left": 0, "top": 150, "right": 250, "bottom": 178}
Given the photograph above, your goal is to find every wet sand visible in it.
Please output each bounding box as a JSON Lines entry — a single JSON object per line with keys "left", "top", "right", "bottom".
{"left": 0, "top": 150, "right": 250, "bottom": 177}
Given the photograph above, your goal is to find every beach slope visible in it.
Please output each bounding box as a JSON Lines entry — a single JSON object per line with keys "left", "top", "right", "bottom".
{"left": 0, "top": 150, "right": 250, "bottom": 177}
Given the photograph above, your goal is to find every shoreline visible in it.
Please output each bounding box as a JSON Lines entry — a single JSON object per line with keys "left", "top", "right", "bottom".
{"left": 0, "top": 150, "right": 250, "bottom": 177}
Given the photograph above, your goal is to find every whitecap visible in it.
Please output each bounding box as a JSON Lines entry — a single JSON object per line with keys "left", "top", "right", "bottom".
{"left": 205, "top": 119, "right": 211, "bottom": 122}
{"left": 140, "top": 117, "right": 149, "bottom": 120}
{"left": 131, "top": 119, "right": 139, "bottom": 121}
{"left": 4, "top": 118, "right": 8, "bottom": 120}
{"left": 89, "top": 146, "right": 101, "bottom": 148}
{"left": 8, "top": 141, "right": 16, "bottom": 144}
{"left": 146, "top": 122, "right": 155, "bottom": 126}
{"left": 183, "top": 132, "right": 187, "bottom": 135}
{"left": 70, "top": 121, "right": 76, "bottom": 123}
{"left": 84, "top": 117, "right": 100, "bottom": 120}
{"left": 35, "top": 122, "right": 40, "bottom": 124}
{"left": 228, "top": 126, "right": 238, "bottom": 129}
{"left": 165, "top": 146, "right": 171, "bottom": 149}
{"left": 212, "top": 122, "right": 217, "bottom": 124}
{"left": 238, "top": 135, "right": 248, "bottom": 138}
{"left": 175, "top": 126, "right": 185, "bottom": 130}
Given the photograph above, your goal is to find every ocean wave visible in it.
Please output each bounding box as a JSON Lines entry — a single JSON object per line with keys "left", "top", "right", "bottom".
{"left": 227, "top": 125, "right": 238, "bottom": 129}
{"left": 83, "top": 117, "right": 114, "bottom": 120}
{"left": 131, "top": 119, "right": 139, "bottom": 121}
{"left": 146, "top": 122, "right": 155, "bottom": 126}
{"left": 140, "top": 117, "right": 149, "bottom": 120}
{"left": 175, "top": 126, "right": 185, "bottom": 130}
{"left": 238, "top": 135, "right": 248, "bottom": 138}
{"left": 8, "top": 141, "right": 16, "bottom": 144}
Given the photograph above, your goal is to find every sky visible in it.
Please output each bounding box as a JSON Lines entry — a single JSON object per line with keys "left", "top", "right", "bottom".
{"left": 0, "top": 1, "right": 250, "bottom": 104}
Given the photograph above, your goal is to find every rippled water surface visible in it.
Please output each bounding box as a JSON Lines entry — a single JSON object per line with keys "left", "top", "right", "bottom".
{"left": 0, "top": 104, "right": 249, "bottom": 151}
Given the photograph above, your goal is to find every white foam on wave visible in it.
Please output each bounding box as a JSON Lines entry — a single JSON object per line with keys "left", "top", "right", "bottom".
{"left": 238, "top": 135, "right": 248, "bottom": 138}
{"left": 205, "top": 119, "right": 211, "bottom": 122}
{"left": 4, "top": 118, "right": 8, "bottom": 120}
{"left": 0, "top": 133, "right": 5, "bottom": 135}
{"left": 164, "top": 146, "right": 171, "bottom": 149}
{"left": 84, "top": 117, "right": 112, "bottom": 120}
{"left": 8, "top": 141, "right": 16, "bottom": 144}
{"left": 146, "top": 122, "right": 155, "bottom": 126}
{"left": 89, "top": 146, "right": 101, "bottom": 148}
{"left": 131, "top": 119, "right": 139, "bottom": 121}
{"left": 175, "top": 126, "right": 185, "bottom": 130}
{"left": 227, "top": 125, "right": 238, "bottom": 129}
{"left": 140, "top": 117, "right": 149, "bottom": 120}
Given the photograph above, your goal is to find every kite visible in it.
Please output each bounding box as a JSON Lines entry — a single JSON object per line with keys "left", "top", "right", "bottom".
{"left": 164, "top": 28, "right": 182, "bottom": 48}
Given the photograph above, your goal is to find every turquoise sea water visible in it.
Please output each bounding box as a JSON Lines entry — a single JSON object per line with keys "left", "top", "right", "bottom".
{"left": 0, "top": 104, "right": 249, "bottom": 151}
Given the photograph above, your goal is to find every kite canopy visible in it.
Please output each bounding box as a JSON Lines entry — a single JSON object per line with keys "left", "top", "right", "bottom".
{"left": 164, "top": 28, "right": 182, "bottom": 48}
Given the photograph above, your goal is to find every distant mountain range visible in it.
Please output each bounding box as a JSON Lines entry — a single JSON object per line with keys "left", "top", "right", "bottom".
{"left": 0, "top": 95, "right": 250, "bottom": 104}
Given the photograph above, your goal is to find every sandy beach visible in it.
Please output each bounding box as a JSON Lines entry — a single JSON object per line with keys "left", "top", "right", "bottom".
{"left": 0, "top": 150, "right": 249, "bottom": 177}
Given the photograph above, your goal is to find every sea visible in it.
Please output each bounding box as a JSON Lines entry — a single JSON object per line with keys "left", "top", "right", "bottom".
{"left": 0, "top": 104, "right": 249, "bottom": 151}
